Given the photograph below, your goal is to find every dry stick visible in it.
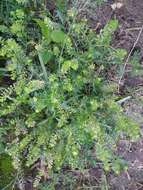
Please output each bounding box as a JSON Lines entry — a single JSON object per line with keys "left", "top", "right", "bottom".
{"left": 118, "top": 24, "right": 143, "bottom": 92}
{"left": 126, "top": 27, "right": 142, "bottom": 31}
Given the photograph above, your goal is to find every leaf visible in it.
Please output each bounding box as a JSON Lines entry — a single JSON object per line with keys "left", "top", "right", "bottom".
{"left": 34, "top": 19, "right": 51, "bottom": 42}
{"left": 97, "top": 19, "right": 118, "bottom": 45}
{"left": 115, "top": 48, "right": 127, "bottom": 59}
{"left": 71, "top": 59, "right": 78, "bottom": 70}
{"left": 56, "top": 0, "right": 66, "bottom": 11}
{"left": 37, "top": 50, "right": 48, "bottom": 81}
{"left": 0, "top": 143, "right": 4, "bottom": 154}
{"left": 24, "top": 80, "right": 45, "bottom": 94}
{"left": 61, "top": 59, "right": 78, "bottom": 73}
{"left": 33, "top": 95, "right": 47, "bottom": 113}
{"left": 39, "top": 49, "right": 53, "bottom": 65}
{"left": 106, "top": 19, "right": 118, "bottom": 32}
{"left": 90, "top": 99, "right": 98, "bottom": 111}
{"left": 51, "top": 30, "right": 66, "bottom": 43}
{"left": 10, "top": 21, "right": 24, "bottom": 37}
{"left": 61, "top": 61, "right": 70, "bottom": 73}
{"left": 0, "top": 25, "right": 9, "bottom": 33}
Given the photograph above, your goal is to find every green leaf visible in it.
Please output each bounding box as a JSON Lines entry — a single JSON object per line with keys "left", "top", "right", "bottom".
{"left": 97, "top": 19, "right": 118, "bottom": 45}
{"left": 71, "top": 59, "right": 78, "bottom": 70}
{"left": 106, "top": 19, "right": 118, "bottom": 32}
{"left": 0, "top": 143, "right": 4, "bottom": 154}
{"left": 39, "top": 49, "right": 53, "bottom": 65}
{"left": 90, "top": 99, "right": 98, "bottom": 111}
{"left": 0, "top": 25, "right": 9, "bottom": 33}
{"left": 113, "top": 48, "right": 127, "bottom": 61}
{"left": 24, "top": 80, "right": 45, "bottom": 94}
{"left": 51, "top": 30, "right": 66, "bottom": 43}
{"left": 34, "top": 19, "right": 51, "bottom": 42}
{"left": 61, "top": 59, "right": 78, "bottom": 73}
{"left": 61, "top": 60, "right": 71, "bottom": 73}
{"left": 56, "top": 0, "right": 66, "bottom": 11}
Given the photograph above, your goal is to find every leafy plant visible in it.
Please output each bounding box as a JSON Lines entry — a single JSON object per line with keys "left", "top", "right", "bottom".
{"left": 0, "top": 154, "right": 14, "bottom": 190}
{"left": 130, "top": 50, "right": 143, "bottom": 76}
{"left": 0, "top": 0, "right": 140, "bottom": 189}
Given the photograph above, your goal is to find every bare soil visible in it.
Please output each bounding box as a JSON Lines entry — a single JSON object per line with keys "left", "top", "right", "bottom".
{"left": 88, "top": 0, "right": 143, "bottom": 56}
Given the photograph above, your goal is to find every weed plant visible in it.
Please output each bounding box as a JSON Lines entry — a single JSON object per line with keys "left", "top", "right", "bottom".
{"left": 0, "top": 0, "right": 139, "bottom": 189}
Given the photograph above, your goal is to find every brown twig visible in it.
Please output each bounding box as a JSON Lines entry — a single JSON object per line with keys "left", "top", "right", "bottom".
{"left": 126, "top": 27, "right": 142, "bottom": 31}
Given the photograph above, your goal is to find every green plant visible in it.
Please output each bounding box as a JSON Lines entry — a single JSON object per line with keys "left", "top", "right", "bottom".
{"left": 130, "top": 50, "right": 143, "bottom": 76}
{"left": 0, "top": 154, "right": 14, "bottom": 189}
{"left": 0, "top": 1, "right": 140, "bottom": 189}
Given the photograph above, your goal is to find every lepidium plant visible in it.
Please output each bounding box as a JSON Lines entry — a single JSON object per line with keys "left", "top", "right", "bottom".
{"left": 0, "top": 2, "right": 139, "bottom": 188}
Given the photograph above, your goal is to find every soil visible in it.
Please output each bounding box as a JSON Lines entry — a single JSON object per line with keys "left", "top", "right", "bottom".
{"left": 88, "top": 0, "right": 143, "bottom": 56}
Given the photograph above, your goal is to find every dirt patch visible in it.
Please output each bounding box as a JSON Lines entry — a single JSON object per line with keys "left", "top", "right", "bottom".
{"left": 109, "top": 139, "right": 143, "bottom": 190}
{"left": 87, "top": 0, "right": 143, "bottom": 57}
{"left": 113, "top": 0, "right": 143, "bottom": 58}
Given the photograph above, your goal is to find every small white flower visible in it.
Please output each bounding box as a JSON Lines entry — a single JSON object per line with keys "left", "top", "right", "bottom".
{"left": 111, "top": 3, "right": 123, "bottom": 10}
